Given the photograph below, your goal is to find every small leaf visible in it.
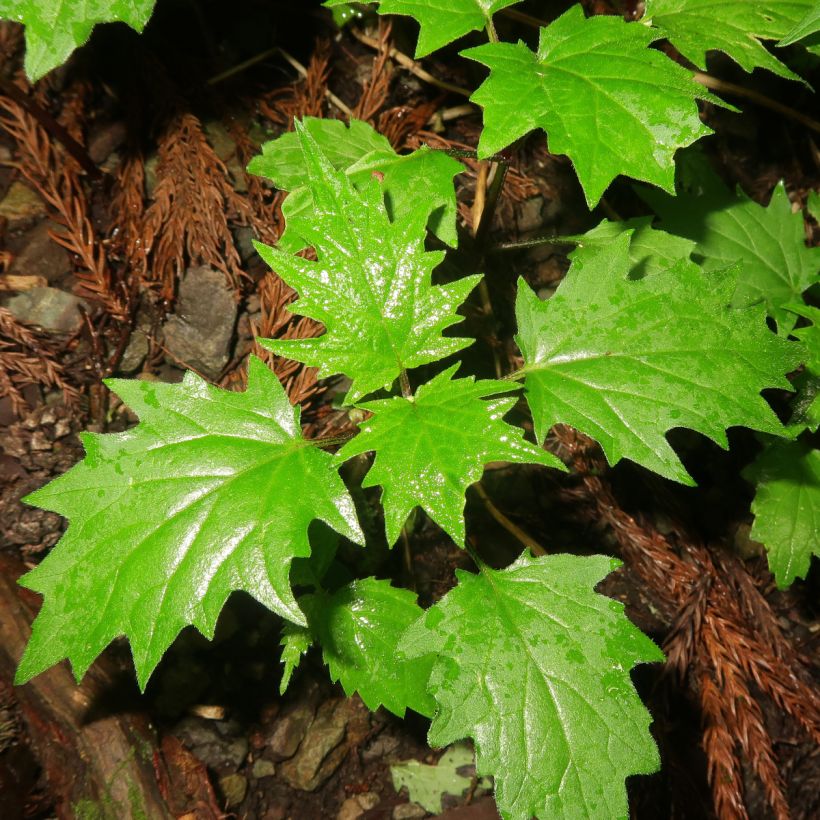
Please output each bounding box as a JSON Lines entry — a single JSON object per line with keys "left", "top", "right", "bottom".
{"left": 337, "top": 366, "right": 563, "bottom": 546}
{"left": 567, "top": 218, "right": 696, "bottom": 279}
{"left": 745, "top": 441, "right": 820, "bottom": 588}
{"left": 256, "top": 120, "right": 479, "bottom": 403}
{"left": 644, "top": 0, "right": 815, "bottom": 81}
{"left": 515, "top": 234, "right": 801, "bottom": 483}
{"left": 1, "top": 0, "right": 157, "bottom": 81}
{"left": 401, "top": 552, "right": 664, "bottom": 820}
{"left": 248, "top": 117, "right": 462, "bottom": 249}
{"left": 301, "top": 578, "right": 435, "bottom": 717}
{"left": 16, "top": 357, "right": 364, "bottom": 689}
{"left": 464, "top": 5, "right": 713, "bottom": 206}
{"left": 643, "top": 175, "right": 820, "bottom": 333}
{"left": 279, "top": 623, "right": 313, "bottom": 695}
{"left": 391, "top": 744, "right": 480, "bottom": 813}
{"left": 325, "top": 0, "right": 524, "bottom": 56}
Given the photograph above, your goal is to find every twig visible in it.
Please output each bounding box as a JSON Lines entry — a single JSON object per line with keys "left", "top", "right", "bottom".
{"left": 350, "top": 28, "right": 473, "bottom": 98}
{"left": 206, "top": 47, "right": 279, "bottom": 86}
{"left": 473, "top": 482, "right": 546, "bottom": 556}
{"left": 277, "top": 48, "right": 353, "bottom": 116}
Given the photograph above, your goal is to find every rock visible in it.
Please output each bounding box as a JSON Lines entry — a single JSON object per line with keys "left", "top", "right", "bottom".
{"left": 218, "top": 773, "right": 247, "bottom": 808}
{"left": 517, "top": 196, "right": 544, "bottom": 233}
{"left": 268, "top": 701, "right": 316, "bottom": 762}
{"left": 394, "top": 803, "right": 426, "bottom": 819}
{"left": 338, "top": 792, "right": 380, "bottom": 820}
{"left": 363, "top": 733, "right": 401, "bottom": 763}
{"left": 173, "top": 716, "right": 249, "bottom": 773}
{"left": 9, "top": 222, "right": 72, "bottom": 283}
{"left": 0, "top": 182, "right": 47, "bottom": 228}
{"left": 3, "top": 288, "right": 86, "bottom": 333}
{"left": 88, "top": 121, "right": 127, "bottom": 164}
{"left": 251, "top": 758, "right": 276, "bottom": 779}
{"left": 279, "top": 699, "right": 350, "bottom": 791}
{"left": 162, "top": 266, "right": 237, "bottom": 378}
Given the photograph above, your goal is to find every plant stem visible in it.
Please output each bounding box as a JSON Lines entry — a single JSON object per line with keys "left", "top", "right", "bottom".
{"left": 490, "top": 235, "right": 578, "bottom": 253}
{"left": 277, "top": 48, "right": 353, "bottom": 116}
{"left": 399, "top": 369, "right": 413, "bottom": 399}
{"left": 473, "top": 483, "right": 546, "bottom": 557}
{"left": 486, "top": 19, "right": 500, "bottom": 44}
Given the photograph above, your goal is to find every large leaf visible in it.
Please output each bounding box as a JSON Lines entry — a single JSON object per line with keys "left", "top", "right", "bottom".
{"left": 248, "top": 117, "right": 462, "bottom": 249}
{"left": 325, "top": 0, "right": 524, "bottom": 56}
{"left": 515, "top": 234, "right": 801, "bottom": 483}
{"left": 779, "top": 2, "right": 820, "bottom": 47}
{"left": 786, "top": 303, "right": 820, "bottom": 433}
{"left": 745, "top": 441, "right": 820, "bottom": 588}
{"left": 463, "top": 5, "right": 712, "bottom": 207}
{"left": 1, "top": 0, "right": 157, "bottom": 81}
{"left": 643, "top": 176, "right": 820, "bottom": 332}
{"left": 644, "top": 0, "right": 814, "bottom": 81}
{"left": 301, "top": 578, "right": 435, "bottom": 717}
{"left": 401, "top": 552, "right": 664, "bottom": 820}
{"left": 16, "top": 357, "right": 364, "bottom": 689}
{"left": 337, "top": 366, "right": 563, "bottom": 546}
{"left": 256, "top": 121, "right": 479, "bottom": 403}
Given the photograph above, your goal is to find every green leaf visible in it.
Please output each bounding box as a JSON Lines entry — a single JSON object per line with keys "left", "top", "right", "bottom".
{"left": 567, "top": 218, "right": 696, "bottom": 279}
{"left": 279, "top": 623, "right": 313, "bottom": 695}
{"left": 248, "top": 117, "right": 462, "bottom": 249}
{"left": 1, "top": 0, "right": 157, "bottom": 81}
{"left": 644, "top": 0, "right": 815, "bottom": 81}
{"left": 401, "top": 552, "right": 664, "bottom": 820}
{"left": 255, "top": 120, "right": 480, "bottom": 403}
{"left": 745, "top": 441, "right": 820, "bottom": 588}
{"left": 337, "top": 366, "right": 563, "bottom": 546}
{"left": 515, "top": 234, "right": 800, "bottom": 484}
{"left": 786, "top": 303, "right": 820, "bottom": 432}
{"left": 808, "top": 190, "right": 820, "bottom": 224}
{"left": 16, "top": 357, "right": 364, "bottom": 689}
{"left": 463, "top": 5, "right": 712, "bottom": 207}
{"left": 643, "top": 176, "right": 820, "bottom": 332}
{"left": 778, "top": 2, "right": 820, "bottom": 47}
{"left": 325, "top": 0, "right": 524, "bottom": 56}
{"left": 301, "top": 578, "right": 435, "bottom": 717}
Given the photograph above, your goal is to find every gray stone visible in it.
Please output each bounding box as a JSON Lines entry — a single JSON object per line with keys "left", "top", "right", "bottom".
{"left": 393, "top": 804, "right": 426, "bottom": 820}
{"left": 279, "top": 699, "right": 349, "bottom": 791}
{"left": 218, "top": 773, "right": 247, "bottom": 807}
{"left": 338, "top": 792, "right": 380, "bottom": 820}
{"left": 9, "top": 222, "right": 72, "bottom": 283}
{"left": 0, "top": 182, "right": 47, "bottom": 228}
{"left": 251, "top": 758, "right": 276, "bottom": 779}
{"left": 268, "top": 701, "right": 316, "bottom": 761}
{"left": 517, "top": 196, "right": 544, "bottom": 233}
{"left": 174, "top": 716, "right": 248, "bottom": 772}
{"left": 162, "top": 266, "right": 237, "bottom": 378}
{"left": 119, "top": 328, "right": 149, "bottom": 373}
{"left": 4, "top": 288, "right": 86, "bottom": 333}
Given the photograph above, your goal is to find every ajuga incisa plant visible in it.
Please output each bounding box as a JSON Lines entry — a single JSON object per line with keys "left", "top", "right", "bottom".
{"left": 6, "top": 1, "right": 820, "bottom": 818}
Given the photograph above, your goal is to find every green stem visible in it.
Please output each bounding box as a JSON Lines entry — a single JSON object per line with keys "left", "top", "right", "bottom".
{"left": 486, "top": 18, "right": 500, "bottom": 43}
{"left": 490, "top": 235, "right": 579, "bottom": 253}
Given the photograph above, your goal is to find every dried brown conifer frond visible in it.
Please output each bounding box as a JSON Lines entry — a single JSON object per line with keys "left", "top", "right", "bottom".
{"left": 0, "top": 96, "right": 127, "bottom": 319}
{"left": 0, "top": 308, "right": 80, "bottom": 414}
{"left": 110, "top": 151, "right": 147, "bottom": 273}
{"left": 57, "top": 80, "right": 90, "bottom": 144}
{"left": 352, "top": 21, "right": 394, "bottom": 124}
{"left": 551, "top": 426, "right": 820, "bottom": 820}
{"left": 141, "top": 111, "right": 251, "bottom": 299}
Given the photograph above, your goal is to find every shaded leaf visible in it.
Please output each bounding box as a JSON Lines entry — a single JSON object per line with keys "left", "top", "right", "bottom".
{"left": 256, "top": 120, "right": 479, "bottom": 403}
{"left": 464, "top": 5, "right": 712, "bottom": 206}
{"left": 337, "top": 366, "right": 563, "bottom": 546}
{"left": 515, "top": 234, "right": 800, "bottom": 483}
{"left": 279, "top": 623, "right": 312, "bottom": 695}
{"left": 17, "top": 357, "right": 364, "bottom": 689}
{"left": 401, "top": 552, "right": 664, "bottom": 820}
{"left": 785, "top": 303, "right": 820, "bottom": 432}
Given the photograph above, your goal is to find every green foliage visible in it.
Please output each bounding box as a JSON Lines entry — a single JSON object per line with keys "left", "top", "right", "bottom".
{"left": 644, "top": 0, "right": 814, "bottom": 81}
{"left": 255, "top": 122, "right": 479, "bottom": 403}
{"left": 337, "top": 366, "right": 563, "bottom": 546}
{"left": 787, "top": 304, "right": 820, "bottom": 432}
{"left": 0, "top": 0, "right": 157, "bottom": 81}
{"left": 643, "top": 171, "right": 820, "bottom": 332}
{"left": 464, "top": 5, "right": 713, "bottom": 206}
{"left": 516, "top": 234, "right": 800, "bottom": 483}
{"left": 325, "top": 0, "right": 524, "bottom": 56}
{"left": 279, "top": 623, "right": 312, "bottom": 695}
{"left": 778, "top": 2, "right": 820, "bottom": 48}
{"left": 17, "top": 358, "right": 363, "bottom": 689}
{"left": 401, "top": 553, "right": 664, "bottom": 820}
{"left": 300, "top": 578, "right": 435, "bottom": 717}
{"left": 745, "top": 441, "right": 820, "bottom": 588}
{"left": 248, "top": 117, "right": 462, "bottom": 249}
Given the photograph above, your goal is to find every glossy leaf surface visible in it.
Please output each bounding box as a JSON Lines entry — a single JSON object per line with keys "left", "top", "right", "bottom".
{"left": 248, "top": 117, "right": 462, "bottom": 249}
{"left": 745, "top": 441, "right": 820, "bottom": 588}
{"left": 778, "top": 2, "right": 820, "bottom": 46}
{"left": 464, "top": 5, "right": 712, "bottom": 206}
{"left": 325, "top": 0, "right": 524, "bottom": 56}
{"left": 256, "top": 121, "right": 479, "bottom": 403}
{"left": 645, "top": 0, "right": 814, "bottom": 81}
{"left": 644, "top": 177, "right": 820, "bottom": 332}
{"left": 1, "top": 0, "right": 156, "bottom": 81}
{"left": 301, "top": 578, "right": 435, "bottom": 717}
{"left": 567, "top": 218, "right": 696, "bottom": 279}
{"left": 16, "top": 357, "right": 364, "bottom": 689}
{"left": 515, "top": 235, "right": 800, "bottom": 483}
{"left": 401, "top": 552, "right": 664, "bottom": 820}
{"left": 337, "top": 366, "right": 563, "bottom": 546}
